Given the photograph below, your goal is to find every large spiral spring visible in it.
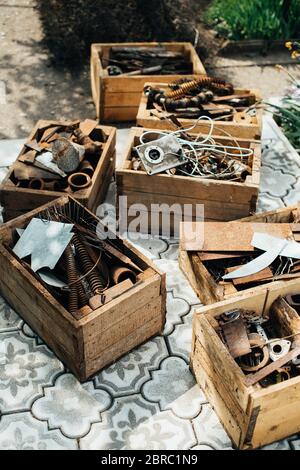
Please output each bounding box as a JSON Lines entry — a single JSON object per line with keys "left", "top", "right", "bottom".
{"left": 165, "top": 76, "right": 233, "bottom": 99}
{"left": 75, "top": 260, "right": 89, "bottom": 307}
{"left": 72, "top": 233, "right": 105, "bottom": 295}
{"left": 64, "top": 244, "right": 78, "bottom": 315}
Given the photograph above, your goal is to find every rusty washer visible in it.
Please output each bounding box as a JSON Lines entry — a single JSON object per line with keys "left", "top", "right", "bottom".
{"left": 68, "top": 172, "right": 91, "bottom": 191}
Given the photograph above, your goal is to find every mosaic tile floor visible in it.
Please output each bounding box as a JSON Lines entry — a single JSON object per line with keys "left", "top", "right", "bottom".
{"left": 0, "top": 117, "right": 300, "bottom": 450}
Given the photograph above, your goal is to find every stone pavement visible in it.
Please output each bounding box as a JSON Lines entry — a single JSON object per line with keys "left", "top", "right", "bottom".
{"left": 0, "top": 117, "right": 300, "bottom": 450}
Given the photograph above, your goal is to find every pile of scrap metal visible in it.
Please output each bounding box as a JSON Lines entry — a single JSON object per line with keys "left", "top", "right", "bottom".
{"left": 144, "top": 76, "right": 258, "bottom": 120}
{"left": 10, "top": 119, "right": 103, "bottom": 193}
{"left": 104, "top": 46, "right": 193, "bottom": 76}
{"left": 196, "top": 223, "right": 300, "bottom": 291}
{"left": 217, "top": 295, "right": 300, "bottom": 387}
{"left": 10, "top": 200, "right": 140, "bottom": 319}
{"left": 131, "top": 128, "right": 254, "bottom": 180}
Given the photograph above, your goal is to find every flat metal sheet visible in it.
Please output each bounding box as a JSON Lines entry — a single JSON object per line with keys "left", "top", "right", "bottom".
{"left": 38, "top": 268, "right": 67, "bottom": 288}
{"left": 253, "top": 232, "right": 300, "bottom": 259}
{"left": 223, "top": 238, "right": 288, "bottom": 280}
{"left": 35, "top": 151, "right": 66, "bottom": 177}
{"left": 13, "top": 218, "right": 74, "bottom": 272}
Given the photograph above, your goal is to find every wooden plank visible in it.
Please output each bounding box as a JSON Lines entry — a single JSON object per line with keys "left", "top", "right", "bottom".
{"left": 85, "top": 313, "right": 163, "bottom": 379}
{"left": 117, "top": 170, "right": 259, "bottom": 204}
{"left": 181, "top": 221, "right": 292, "bottom": 252}
{"left": 85, "top": 296, "right": 162, "bottom": 360}
{"left": 179, "top": 247, "right": 221, "bottom": 304}
{"left": 239, "top": 204, "right": 299, "bottom": 223}
{"left": 249, "top": 377, "right": 300, "bottom": 448}
{"left": 191, "top": 340, "right": 249, "bottom": 447}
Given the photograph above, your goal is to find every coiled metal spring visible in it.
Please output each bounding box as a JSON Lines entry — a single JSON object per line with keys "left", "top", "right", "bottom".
{"left": 64, "top": 244, "right": 78, "bottom": 315}
{"left": 165, "top": 76, "right": 233, "bottom": 99}
{"left": 73, "top": 233, "right": 105, "bottom": 295}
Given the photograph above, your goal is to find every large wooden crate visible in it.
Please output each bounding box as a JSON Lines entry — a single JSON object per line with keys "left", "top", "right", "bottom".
{"left": 116, "top": 127, "right": 261, "bottom": 235}
{"left": 179, "top": 204, "right": 300, "bottom": 305}
{"left": 91, "top": 42, "right": 206, "bottom": 122}
{"left": 0, "top": 196, "right": 166, "bottom": 381}
{"left": 0, "top": 120, "right": 116, "bottom": 221}
{"left": 136, "top": 82, "right": 263, "bottom": 139}
{"left": 191, "top": 279, "right": 300, "bottom": 449}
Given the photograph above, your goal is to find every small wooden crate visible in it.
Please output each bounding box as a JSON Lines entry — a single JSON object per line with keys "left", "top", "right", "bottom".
{"left": 0, "top": 196, "right": 166, "bottom": 381}
{"left": 179, "top": 205, "right": 300, "bottom": 305}
{"left": 191, "top": 279, "right": 300, "bottom": 449}
{"left": 91, "top": 42, "right": 206, "bottom": 122}
{"left": 116, "top": 127, "right": 261, "bottom": 234}
{"left": 0, "top": 120, "right": 116, "bottom": 222}
{"left": 136, "top": 82, "right": 263, "bottom": 139}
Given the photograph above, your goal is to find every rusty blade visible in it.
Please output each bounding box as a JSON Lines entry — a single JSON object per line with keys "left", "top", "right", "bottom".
{"left": 222, "top": 317, "right": 251, "bottom": 358}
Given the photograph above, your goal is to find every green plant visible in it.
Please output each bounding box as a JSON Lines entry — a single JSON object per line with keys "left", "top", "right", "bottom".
{"left": 204, "top": 0, "right": 300, "bottom": 40}
{"left": 268, "top": 98, "right": 300, "bottom": 154}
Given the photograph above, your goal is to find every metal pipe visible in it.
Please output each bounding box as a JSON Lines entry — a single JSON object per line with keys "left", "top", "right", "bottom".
{"left": 110, "top": 265, "right": 137, "bottom": 285}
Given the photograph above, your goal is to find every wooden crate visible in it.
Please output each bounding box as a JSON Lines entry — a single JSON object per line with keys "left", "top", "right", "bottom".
{"left": 191, "top": 279, "right": 300, "bottom": 449}
{"left": 0, "top": 120, "right": 116, "bottom": 221}
{"left": 0, "top": 196, "right": 166, "bottom": 381}
{"left": 136, "top": 82, "right": 263, "bottom": 139}
{"left": 91, "top": 42, "right": 206, "bottom": 122}
{"left": 179, "top": 205, "right": 300, "bottom": 305}
{"left": 116, "top": 127, "right": 261, "bottom": 235}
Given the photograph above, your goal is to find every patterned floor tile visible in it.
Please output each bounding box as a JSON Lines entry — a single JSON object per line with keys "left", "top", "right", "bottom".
{"left": 160, "top": 242, "right": 179, "bottom": 261}
{"left": 167, "top": 310, "right": 198, "bottom": 362}
{"left": 259, "top": 166, "right": 296, "bottom": 198}
{"left": 256, "top": 193, "right": 285, "bottom": 213}
{"left": 117, "top": 410, "right": 197, "bottom": 450}
{"left": 261, "top": 440, "right": 291, "bottom": 450}
{"left": 0, "top": 412, "right": 77, "bottom": 450}
{"left": 289, "top": 438, "right": 300, "bottom": 450}
{"left": 80, "top": 394, "right": 159, "bottom": 450}
{"left": 0, "top": 296, "right": 22, "bottom": 332}
{"left": 94, "top": 337, "right": 169, "bottom": 397}
{"left": 154, "top": 260, "right": 200, "bottom": 304}
{"left": 283, "top": 179, "right": 300, "bottom": 206}
{"left": 192, "top": 404, "right": 233, "bottom": 450}
{"left": 142, "top": 357, "right": 206, "bottom": 419}
{"left": 163, "top": 293, "right": 190, "bottom": 335}
{"left": 21, "top": 322, "right": 44, "bottom": 345}
{"left": 262, "top": 140, "right": 300, "bottom": 173}
{"left": 0, "top": 331, "right": 64, "bottom": 413}
{"left": 127, "top": 236, "right": 168, "bottom": 260}
{"left": 80, "top": 394, "right": 196, "bottom": 450}
{"left": 31, "top": 373, "right": 112, "bottom": 439}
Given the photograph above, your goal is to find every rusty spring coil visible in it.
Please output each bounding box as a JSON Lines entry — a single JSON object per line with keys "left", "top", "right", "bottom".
{"left": 165, "top": 76, "right": 233, "bottom": 99}
{"left": 76, "top": 266, "right": 89, "bottom": 307}
{"left": 64, "top": 244, "right": 78, "bottom": 315}
{"left": 164, "top": 91, "right": 214, "bottom": 111}
{"left": 72, "top": 233, "right": 105, "bottom": 295}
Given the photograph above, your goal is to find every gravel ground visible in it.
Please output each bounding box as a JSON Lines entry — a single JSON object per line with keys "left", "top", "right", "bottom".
{"left": 0, "top": 0, "right": 300, "bottom": 139}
